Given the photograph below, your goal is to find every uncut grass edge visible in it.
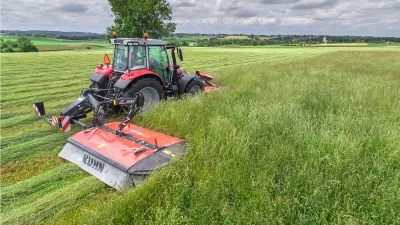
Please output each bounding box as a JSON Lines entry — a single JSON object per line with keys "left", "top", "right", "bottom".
{"left": 49, "top": 51, "right": 400, "bottom": 224}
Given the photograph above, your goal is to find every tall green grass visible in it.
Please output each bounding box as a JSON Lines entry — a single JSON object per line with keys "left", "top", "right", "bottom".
{"left": 1, "top": 48, "right": 399, "bottom": 224}
{"left": 1, "top": 47, "right": 328, "bottom": 224}
{"left": 52, "top": 51, "right": 400, "bottom": 224}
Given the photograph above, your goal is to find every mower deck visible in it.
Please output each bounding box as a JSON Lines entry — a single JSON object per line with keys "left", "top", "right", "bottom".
{"left": 204, "top": 86, "right": 222, "bottom": 92}
{"left": 58, "top": 122, "right": 186, "bottom": 190}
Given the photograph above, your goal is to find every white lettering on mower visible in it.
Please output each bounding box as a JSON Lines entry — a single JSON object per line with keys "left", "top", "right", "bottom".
{"left": 83, "top": 154, "right": 105, "bottom": 173}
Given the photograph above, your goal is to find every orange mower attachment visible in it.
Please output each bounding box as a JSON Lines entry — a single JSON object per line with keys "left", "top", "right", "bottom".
{"left": 34, "top": 91, "right": 185, "bottom": 190}
{"left": 196, "top": 70, "right": 223, "bottom": 92}
{"left": 59, "top": 122, "right": 185, "bottom": 190}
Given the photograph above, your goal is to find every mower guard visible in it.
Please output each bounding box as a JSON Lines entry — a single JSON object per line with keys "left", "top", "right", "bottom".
{"left": 33, "top": 102, "right": 74, "bottom": 132}
{"left": 196, "top": 70, "right": 222, "bottom": 92}
{"left": 58, "top": 122, "right": 186, "bottom": 190}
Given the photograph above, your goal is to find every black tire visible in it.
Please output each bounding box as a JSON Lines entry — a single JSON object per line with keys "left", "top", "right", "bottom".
{"left": 89, "top": 82, "right": 106, "bottom": 100}
{"left": 123, "top": 77, "right": 164, "bottom": 114}
{"left": 90, "top": 82, "right": 101, "bottom": 90}
{"left": 184, "top": 79, "right": 204, "bottom": 95}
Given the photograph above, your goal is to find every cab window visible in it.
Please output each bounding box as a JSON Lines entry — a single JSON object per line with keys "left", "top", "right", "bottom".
{"left": 148, "top": 46, "right": 169, "bottom": 81}
{"left": 128, "top": 46, "right": 147, "bottom": 70}
{"left": 113, "top": 45, "right": 128, "bottom": 71}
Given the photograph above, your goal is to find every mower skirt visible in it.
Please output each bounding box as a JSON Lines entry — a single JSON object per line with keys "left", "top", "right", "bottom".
{"left": 58, "top": 122, "right": 186, "bottom": 190}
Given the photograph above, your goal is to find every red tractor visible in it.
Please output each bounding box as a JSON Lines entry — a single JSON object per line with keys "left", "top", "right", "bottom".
{"left": 32, "top": 34, "right": 220, "bottom": 190}
{"left": 90, "top": 33, "right": 220, "bottom": 113}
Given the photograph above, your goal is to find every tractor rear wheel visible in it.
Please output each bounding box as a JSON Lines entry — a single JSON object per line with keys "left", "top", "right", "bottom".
{"left": 185, "top": 79, "right": 204, "bottom": 95}
{"left": 123, "top": 78, "right": 164, "bottom": 114}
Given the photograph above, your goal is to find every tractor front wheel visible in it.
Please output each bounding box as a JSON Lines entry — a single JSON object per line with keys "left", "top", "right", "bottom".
{"left": 185, "top": 79, "right": 204, "bottom": 95}
{"left": 90, "top": 82, "right": 106, "bottom": 99}
{"left": 123, "top": 78, "right": 164, "bottom": 114}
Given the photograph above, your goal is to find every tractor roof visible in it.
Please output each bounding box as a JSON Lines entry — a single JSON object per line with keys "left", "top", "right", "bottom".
{"left": 110, "top": 38, "right": 167, "bottom": 46}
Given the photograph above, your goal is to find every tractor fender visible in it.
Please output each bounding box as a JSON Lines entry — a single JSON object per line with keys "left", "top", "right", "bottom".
{"left": 178, "top": 75, "right": 197, "bottom": 95}
{"left": 89, "top": 72, "right": 109, "bottom": 86}
{"left": 114, "top": 79, "right": 131, "bottom": 90}
{"left": 114, "top": 73, "right": 165, "bottom": 90}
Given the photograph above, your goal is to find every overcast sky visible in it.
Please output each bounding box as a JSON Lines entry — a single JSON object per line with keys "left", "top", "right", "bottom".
{"left": 1, "top": 0, "right": 399, "bottom": 36}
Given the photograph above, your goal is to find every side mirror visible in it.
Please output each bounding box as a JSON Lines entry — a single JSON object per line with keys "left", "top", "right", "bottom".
{"left": 104, "top": 54, "right": 111, "bottom": 65}
{"left": 178, "top": 48, "right": 183, "bottom": 61}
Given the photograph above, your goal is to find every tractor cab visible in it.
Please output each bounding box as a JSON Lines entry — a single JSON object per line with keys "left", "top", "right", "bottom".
{"left": 109, "top": 36, "right": 182, "bottom": 87}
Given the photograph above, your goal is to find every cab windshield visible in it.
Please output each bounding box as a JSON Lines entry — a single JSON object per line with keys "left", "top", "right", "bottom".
{"left": 113, "top": 45, "right": 147, "bottom": 71}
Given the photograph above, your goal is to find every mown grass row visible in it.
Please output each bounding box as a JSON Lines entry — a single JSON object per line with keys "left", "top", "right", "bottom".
{"left": 1, "top": 47, "right": 334, "bottom": 224}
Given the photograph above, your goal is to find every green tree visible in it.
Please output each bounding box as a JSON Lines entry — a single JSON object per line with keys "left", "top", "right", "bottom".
{"left": 16, "top": 36, "right": 38, "bottom": 52}
{"left": 1, "top": 39, "right": 18, "bottom": 52}
{"left": 107, "top": 0, "right": 176, "bottom": 39}
{"left": 257, "top": 40, "right": 265, "bottom": 46}
{"left": 167, "top": 39, "right": 177, "bottom": 45}
{"left": 1, "top": 39, "right": 10, "bottom": 52}
{"left": 292, "top": 37, "right": 301, "bottom": 45}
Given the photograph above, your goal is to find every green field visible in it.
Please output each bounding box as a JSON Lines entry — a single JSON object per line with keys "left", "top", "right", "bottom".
{"left": 1, "top": 46, "right": 400, "bottom": 224}
{"left": 1, "top": 36, "right": 109, "bottom": 51}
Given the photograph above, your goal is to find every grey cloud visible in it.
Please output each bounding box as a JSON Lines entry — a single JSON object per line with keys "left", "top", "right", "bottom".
{"left": 58, "top": 3, "right": 89, "bottom": 13}
{"left": 171, "top": 0, "right": 197, "bottom": 7}
{"left": 289, "top": 0, "right": 339, "bottom": 10}
{"left": 231, "top": 9, "right": 259, "bottom": 18}
{"left": 216, "top": 0, "right": 241, "bottom": 11}
{"left": 0, "top": 0, "right": 399, "bottom": 36}
{"left": 259, "top": 0, "right": 298, "bottom": 4}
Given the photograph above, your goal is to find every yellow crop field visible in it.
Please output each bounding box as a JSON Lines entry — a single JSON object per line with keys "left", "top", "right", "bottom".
{"left": 224, "top": 35, "right": 249, "bottom": 39}
{"left": 313, "top": 43, "right": 368, "bottom": 47}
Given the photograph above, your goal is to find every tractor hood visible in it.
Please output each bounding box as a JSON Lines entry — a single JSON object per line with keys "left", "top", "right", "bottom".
{"left": 95, "top": 65, "right": 114, "bottom": 76}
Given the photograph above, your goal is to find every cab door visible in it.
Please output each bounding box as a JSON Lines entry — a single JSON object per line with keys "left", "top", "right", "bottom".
{"left": 148, "top": 45, "right": 170, "bottom": 84}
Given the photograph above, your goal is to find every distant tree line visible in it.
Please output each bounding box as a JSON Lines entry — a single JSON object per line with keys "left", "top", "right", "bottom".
{"left": 267, "top": 35, "right": 400, "bottom": 44}
{"left": 169, "top": 34, "right": 400, "bottom": 46}
{"left": 1, "top": 30, "right": 106, "bottom": 40}
{"left": 1, "top": 36, "right": 38, "bottom": 52}
{"left": 194, "top": 38, "right": 267, "bottom": 47}
{"left": 2, "top": 30, "right": 399, "bottom": 46}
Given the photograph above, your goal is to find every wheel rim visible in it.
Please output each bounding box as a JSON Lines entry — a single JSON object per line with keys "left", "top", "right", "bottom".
{"left": 140, "top": 87, "right": 160, "bottom": 113}
{"left": 189, "top": 85, "right": 202, "bottom": 94}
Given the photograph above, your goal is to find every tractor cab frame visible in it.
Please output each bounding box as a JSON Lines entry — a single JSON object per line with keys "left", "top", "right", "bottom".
{"left": 110, "top": 38, "right": 182, "bottom": 86}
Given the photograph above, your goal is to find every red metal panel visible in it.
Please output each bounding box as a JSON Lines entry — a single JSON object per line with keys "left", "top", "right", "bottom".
{"left": 95, "top": 66, "right": 114, "bottom": 76}
{"left": 196, "top": 70, "right": 215, "bottom": 80}
{"left": 69, "top": 122, "right": 183, "bottom": 168}
{"left": 204, "top": 86, "right": 222, "bottom": 92}
{"left": 120, "top": 69, "right": 165, "bottom": 87}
